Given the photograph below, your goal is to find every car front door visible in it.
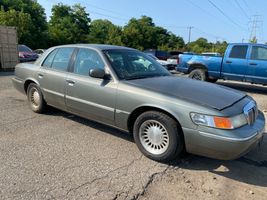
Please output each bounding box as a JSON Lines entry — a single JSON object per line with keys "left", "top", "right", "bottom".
{"left": 245, "top": 45, "right": 267, "bottom": 84}
{"left": 65, "top": 48, "right": 117, "bottom": 125}
{"left": 221, "top": 45, "right": 249, "bottom": 81}
{"left": 37, "top": 47, "right": 75, "bottom": 110}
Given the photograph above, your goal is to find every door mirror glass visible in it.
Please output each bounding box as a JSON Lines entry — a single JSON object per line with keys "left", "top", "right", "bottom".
{"left": 89, "top": 68, "right": 105, "bottom": 79}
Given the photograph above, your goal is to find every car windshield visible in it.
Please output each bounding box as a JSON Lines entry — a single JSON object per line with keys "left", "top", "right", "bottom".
{"left": 18, "top": 45, "right": 32, "bottom": 52}
{"left": 104, "top": 50, "right": 170, "bottom": 80}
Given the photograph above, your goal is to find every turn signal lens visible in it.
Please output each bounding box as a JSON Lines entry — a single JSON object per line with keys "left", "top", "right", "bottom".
{"left": 190, "top": 113, "right": 236, "bottom": 129}
{"left": 213, "top": 117, "right": 233, "bottom": 129}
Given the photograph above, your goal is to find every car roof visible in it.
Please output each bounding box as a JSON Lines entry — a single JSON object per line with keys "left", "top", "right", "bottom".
{"left": 229, "top": 43, "right": 267, "bottom": 46}
{"left": 52, "top": 44, "right": 136, "bottom": 51}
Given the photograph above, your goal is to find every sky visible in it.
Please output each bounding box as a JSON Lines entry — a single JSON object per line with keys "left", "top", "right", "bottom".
{"left": 38, "top": 0, "right": 267, "bottom": 44}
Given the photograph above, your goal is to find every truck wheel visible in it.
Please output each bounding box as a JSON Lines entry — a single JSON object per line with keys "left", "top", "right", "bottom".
{"left": 27, "top": 83, "right": 46, "bottom": 113}
{"left": 189, "top": 69, "right": 207, "bottom": 81}
{"left": 133, "top": 111, "right": 184, "bottom": 162}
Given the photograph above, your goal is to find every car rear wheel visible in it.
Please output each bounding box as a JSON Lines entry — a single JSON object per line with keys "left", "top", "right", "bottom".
{"left": 189, "top": 69, "right": 207, "bottom": 81}
{"left": 133, "top": 111, "right": 184, "bottom": 162}
{"left": 27, "top": 83, "right": 46, "bottom": 113}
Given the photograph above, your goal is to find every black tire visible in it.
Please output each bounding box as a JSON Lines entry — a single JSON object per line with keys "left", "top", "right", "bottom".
{"left": 27, "top": 83, "right": 46, "bottom": 113}
{"left": 188, "top": 69, "right": 207, "bottom": 81}
{"left": 133, "top": 111, "right": 184, "bottom": 162}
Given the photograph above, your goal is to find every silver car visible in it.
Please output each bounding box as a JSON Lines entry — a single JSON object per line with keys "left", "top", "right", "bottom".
{"left": 12, "top": 44, "right": 265, "bottom": 162}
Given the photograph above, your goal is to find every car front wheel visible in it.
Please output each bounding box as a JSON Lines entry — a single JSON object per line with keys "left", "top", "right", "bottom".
{"left": 133, "top": 111, "right": 184, "bottom": 162}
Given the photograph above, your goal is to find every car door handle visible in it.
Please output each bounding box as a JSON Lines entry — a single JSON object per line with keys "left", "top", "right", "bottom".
{"left": 38, "top": 73, "right": 44, "bottom": 78}
{"left": 249, "top": 62, "right": 257, "bottom": 66}
{"left": 225, "top": 60, "right": 232, "bottom": 64}
{"left": 66, "top": 79, "right": 75, "bottom": 86}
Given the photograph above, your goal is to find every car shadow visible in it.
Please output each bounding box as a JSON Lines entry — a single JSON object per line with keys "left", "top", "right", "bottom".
{"left": 170, "top": 147, "right": 267, "bottom": 187}
{"left": 44, "top": 106, "right": 266, "bottom": 187}
{"left": 217, "top": 81, "right": 267, "bottom": 95}
{"left": 44, "top": 106, "right": 134, "bottom": 143}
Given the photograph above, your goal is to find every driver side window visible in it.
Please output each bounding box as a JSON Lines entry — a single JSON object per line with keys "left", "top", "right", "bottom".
{"left": 73, "top": 48, "right": 105, "bottom": 76}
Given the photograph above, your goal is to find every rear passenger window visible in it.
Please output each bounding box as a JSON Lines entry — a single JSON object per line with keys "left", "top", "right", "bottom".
{"left": 51, "top": 48, "right": 74, "bottom": 72}
{"left": 42, "top": 49, "right": 58, "bottom": 67}
{"left": 251, "top": 46, "right": 267, "bottom": 60}
{"left": 229, "top": 45, "right": 248, "bottom": 59}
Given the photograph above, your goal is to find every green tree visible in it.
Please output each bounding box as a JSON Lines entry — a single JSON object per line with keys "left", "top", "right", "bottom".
{"left": 122, "top": 16, "right": 158, "bottom": 50}
{"left": 122, "top": 16, "right": 184, "bottom": 51}
{"left": 187, "top": 37, "right": 213, "bottom": 53}
{"left": 48, "top": 3, "right": 90, "bottom": 45}
{"left": 215, "top": 41, "right": 228, "bottom": 54}
{"left": 1, "top": 0, "right": 48, "bottom": 48}
{"left": 249, "top": 36, "right": 257, "bottom": 44}
{"left": 0, "top": 7, "right": 33, "bottom": 44}
{"left": 88, "top": 19, "right": 122, "bottom": 45}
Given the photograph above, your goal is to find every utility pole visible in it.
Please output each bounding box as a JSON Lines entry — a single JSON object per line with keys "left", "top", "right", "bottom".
{"left": 188, "top": 26, "right": 193, "bottom": 44}
{"left": 249, "top": 15, "right": 263, "bottom": 43}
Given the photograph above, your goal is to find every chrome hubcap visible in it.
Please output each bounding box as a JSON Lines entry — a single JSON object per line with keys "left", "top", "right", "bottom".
{"left": 30, "top": 88, "right": 40, "bottom": 108}
{"left": 139, "top": 120, "right": 169, "bottom": 155}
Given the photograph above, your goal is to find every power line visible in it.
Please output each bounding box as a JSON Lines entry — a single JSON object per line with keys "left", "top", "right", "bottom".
{"left": 207, "top": 0, "right": 247, "bottom": 31}
{"left": 242, "top": 0, "right": 252, "bottom": 14}
{"left": 78, "top": 0, "right": 132, "bottom": 19}
{"left": 185, "top": 0, "right": 233, "bottom": 27}
{"left": 46, "top": 0, "right": 130, "bottom": 22}
{"left": 86, "top": 10, "right": 129, "bottom": 22}
{"left": 194, "top": 27, "right": 226, "bottom": 41}
{"left": 45, "top": 0, "right": 231, "bottom": 43}
{"left": 234, "top": 0, "right": 250, "bottom": 19}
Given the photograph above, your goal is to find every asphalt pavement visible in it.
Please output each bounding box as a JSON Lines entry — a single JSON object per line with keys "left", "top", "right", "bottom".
{"left": 0, "top": 72, "right": 266, "bottom": 200}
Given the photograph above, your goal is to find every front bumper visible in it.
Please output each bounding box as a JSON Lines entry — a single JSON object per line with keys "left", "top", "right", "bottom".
{"left": 183, "top": 111, "right": 265, "bottom": 160}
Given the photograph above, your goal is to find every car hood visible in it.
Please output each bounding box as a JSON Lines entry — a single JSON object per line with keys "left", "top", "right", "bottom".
{"left": 124, "top": 76, "right": 246, "bottom": 110}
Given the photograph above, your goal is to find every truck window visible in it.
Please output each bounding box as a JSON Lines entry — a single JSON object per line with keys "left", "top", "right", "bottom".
{"left": 251, "top": 46, "right": 267, "bottom": 60}
{"left": 229, "top": 45, "right": 248, "bottom": 59}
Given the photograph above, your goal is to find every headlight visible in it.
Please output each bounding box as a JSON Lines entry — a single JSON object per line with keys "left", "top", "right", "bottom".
{"left": 190, "top": 113, "right": 247, "bottom": 129}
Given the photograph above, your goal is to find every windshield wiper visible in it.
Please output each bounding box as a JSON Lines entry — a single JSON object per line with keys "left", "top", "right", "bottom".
{"left": 125, "top": 74, "right": 169, "bottom": 80}
{"left": 125, "top": 75, "right": 148, "bottom": 80}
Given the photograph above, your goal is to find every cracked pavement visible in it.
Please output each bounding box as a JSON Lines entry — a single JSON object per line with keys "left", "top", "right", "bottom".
{"left": 0, "top": 72, "right": 266, "bottom": 200}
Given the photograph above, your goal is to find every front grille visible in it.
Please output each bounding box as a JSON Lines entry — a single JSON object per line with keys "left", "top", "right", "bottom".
{"left": 243, "top": 101, "right": 258, "bottom": 126}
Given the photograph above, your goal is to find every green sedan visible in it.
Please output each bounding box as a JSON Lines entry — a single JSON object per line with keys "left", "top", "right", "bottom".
{"left": 12, "top": 44, "right": 265, "bottom": 162}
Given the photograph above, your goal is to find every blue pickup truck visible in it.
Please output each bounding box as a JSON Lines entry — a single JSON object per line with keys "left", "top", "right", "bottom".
{"left": 177, "top": 43, "right": 267, "bottom": 85}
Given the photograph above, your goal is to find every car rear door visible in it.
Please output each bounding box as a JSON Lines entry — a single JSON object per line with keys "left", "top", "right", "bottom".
{"left": 37, "top": 47, "right": 75, "bottom": 110}
{"left": 221, "top": 44, "right": 249, "bottom": 81}
{"left": 245, "top": 45, "right": 267, "bottom": 84}
{"left": 65, "top": 48, "right": 117, "bottom": 125}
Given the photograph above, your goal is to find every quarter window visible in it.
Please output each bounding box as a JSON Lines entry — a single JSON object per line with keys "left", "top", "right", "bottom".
{"left": 73, "top": 48, "right": 105, "bottom": 76}
{"left": 42, "top": 49, "right": 58, "bottom": 68}
{"left": 51, "top": 48, "right": 74, "bottom": 72}
{"left": 251, "top": 46, "right": 267, "bottom": 60}
{"left": 229, "top": 45, "right": 248, "bottom": 59}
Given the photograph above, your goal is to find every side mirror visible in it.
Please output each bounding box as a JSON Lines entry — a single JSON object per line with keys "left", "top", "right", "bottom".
{"left": 89, "top": 68, "right": 105, "bottom": 79}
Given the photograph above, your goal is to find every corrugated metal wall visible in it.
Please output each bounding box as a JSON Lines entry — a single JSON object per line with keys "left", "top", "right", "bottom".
{"left": 0, "top": 26, "right": 18, "bottom": 70}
